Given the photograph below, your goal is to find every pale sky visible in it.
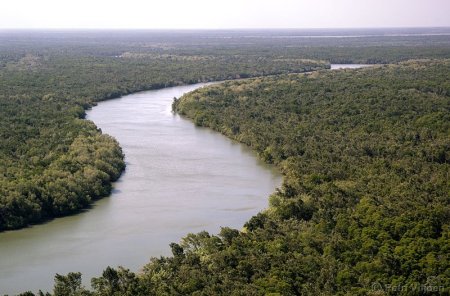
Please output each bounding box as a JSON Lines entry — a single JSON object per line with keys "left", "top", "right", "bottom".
{"left": 1, "top": 0, "right": 449, "bottom": 29}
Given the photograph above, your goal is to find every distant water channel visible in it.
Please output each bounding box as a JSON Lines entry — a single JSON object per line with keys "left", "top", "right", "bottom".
{"left": 0, "top": 65, "right": 367, "bottom": 294}
{"left": 331, "top": 64, "right": 372, "bottom": 70}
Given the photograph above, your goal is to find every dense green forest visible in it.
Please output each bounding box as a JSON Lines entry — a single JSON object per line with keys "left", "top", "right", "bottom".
{"left": 1, "top": 30, "right": 449, "bottom": 295}
{"left": 170, "top": 60, "right": 449, "bottom": 294}
{"left": 19, "top": 60, "right": 449, "bottom": 296}
{"left": 0, "top": 32, "right": 327, "bottom": 230}
{"left": 4, "top": 29, "right": 450, "bottom": 230}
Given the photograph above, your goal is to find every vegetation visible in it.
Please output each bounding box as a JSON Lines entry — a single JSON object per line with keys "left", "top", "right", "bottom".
{"left": 0, "top": 31, "right": 327, "bottom": 230}
{"left": 5, "top": 28, "right": 449, "bottom": 231}
{"left": 2, "top": 30, "right": 449, "bottom": 295}
{"left": 170, "top": 60, "right": 450, "bottom": 295}
{"left": 17, "top": 59, "right": 449, "bottom": 296}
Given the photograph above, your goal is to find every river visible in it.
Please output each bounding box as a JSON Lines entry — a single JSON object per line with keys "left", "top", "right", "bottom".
{"left": 0, "top": 83, "right": 282, "bottom": 294}
{"left": 0, "top": 65, "right": 368, "bottom": 295}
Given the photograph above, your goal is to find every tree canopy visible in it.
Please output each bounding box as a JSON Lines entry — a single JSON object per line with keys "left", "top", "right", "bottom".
{"left": 2, "top": 30, "right": 449, "bottom": 295}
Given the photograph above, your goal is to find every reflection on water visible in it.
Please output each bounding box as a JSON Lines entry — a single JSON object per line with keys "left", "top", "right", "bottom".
{"left": 331, "top": 64, "right": 371, "bottom": 70}
{"left": 0, "top": 83, "right": 282, "bottom": 294}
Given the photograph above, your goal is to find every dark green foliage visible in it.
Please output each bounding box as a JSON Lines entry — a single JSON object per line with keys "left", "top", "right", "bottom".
{"left": 2, "top": 30, "right": 450, "bottom": 230}
{"left": 32, "top": 59, "right": 448, "bottom": 296}
{"left": 169, "top": 60, "right": 449, "bottom": 295}
{"left": 91, "top": 266, "right": 143, "bottom": 296}
{"left": 4, "top": 30, "right": 450, "bottom": 295}
{"left": 0, "top": 31, "right": 327, "bottom": 230}
{"left": 53, "top": 273, "right": 91, "bottom": 296}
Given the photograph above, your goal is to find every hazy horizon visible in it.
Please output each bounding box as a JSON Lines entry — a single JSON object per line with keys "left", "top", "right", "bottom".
{"left": 1, "top": 0, "right": 449, "bottom": 30}
{"left": 1, "top": 26, "right": 450, "bottom": 31}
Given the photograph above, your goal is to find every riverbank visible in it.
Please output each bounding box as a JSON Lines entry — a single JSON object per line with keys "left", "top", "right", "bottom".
{"left": 1, "top": 64, "right": 372, "bottom": 295}
{"left": 0, "top": 35, "right": 328, "bottom": 232}
{"left": 0, "top": 83, "right": 282, "bottom": 295}
{"left": 163, "top": 60, "right": 449, "bottom": 295}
